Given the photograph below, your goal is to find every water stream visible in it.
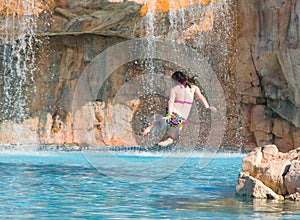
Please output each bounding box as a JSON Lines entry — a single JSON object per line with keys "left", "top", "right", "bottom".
{"left": 138, "top": 0, "right": 238, "bottom": 148}
{"left": 0, "top": 0, "right": 39, "bottom": 122}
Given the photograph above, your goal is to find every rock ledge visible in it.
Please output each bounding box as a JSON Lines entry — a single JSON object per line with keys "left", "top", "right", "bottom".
{"left": 236, "top": 145, "right": 300, "bottom": 201}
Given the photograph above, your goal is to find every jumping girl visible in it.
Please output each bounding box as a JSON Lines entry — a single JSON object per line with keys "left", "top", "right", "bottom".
{"left": 142, "top": 71, "right": 217, "bottom": 147}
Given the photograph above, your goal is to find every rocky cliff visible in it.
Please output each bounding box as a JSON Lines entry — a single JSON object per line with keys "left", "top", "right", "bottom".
{"left": 0, "top": 0, "right": 299, "bottom": 151}
{"left": 237, "top": 0, "right": 300, "bottom": 152}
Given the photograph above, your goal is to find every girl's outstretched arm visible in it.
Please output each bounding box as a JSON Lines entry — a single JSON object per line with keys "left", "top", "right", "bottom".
{"left": 194, "top": 86, "right": 217, "bottom": 112}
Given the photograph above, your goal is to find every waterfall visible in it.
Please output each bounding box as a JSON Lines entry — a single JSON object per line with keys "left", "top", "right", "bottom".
{"left": 0, "top": 0, "right": 38, "bottom": 123}
{"left": 139, "top": 0, "right": 238, "bottom": 148}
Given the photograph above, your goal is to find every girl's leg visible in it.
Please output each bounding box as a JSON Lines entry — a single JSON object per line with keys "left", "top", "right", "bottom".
{"left": 142, "top": 119, "right": 167, "bottom": 136}
{"left": 158, "top": 127, "right": 180, "bottom": 146}
{"left": 142, "top": 124, "right": 154, "bottom": 136}
{"left": 158, "top": 137, "right": 173, "bottom": 146}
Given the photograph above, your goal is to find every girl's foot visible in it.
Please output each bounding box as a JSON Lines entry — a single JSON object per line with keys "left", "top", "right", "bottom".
{"left": 142, "top": 125, "right": 154, "bottom": 137}
{"left": 158, "top": 137, "right": 173, "bottom": 147}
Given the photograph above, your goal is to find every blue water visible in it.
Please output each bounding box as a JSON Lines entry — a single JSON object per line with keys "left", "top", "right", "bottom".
{"left": 0, "top": 149, "right": 299, "bottom": 219}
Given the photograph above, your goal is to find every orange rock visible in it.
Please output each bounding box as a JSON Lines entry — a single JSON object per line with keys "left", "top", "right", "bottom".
{"left": 140, "top": 0, "right": 211, "bottom": 16}
{"left": 193, "top": 0, "right": 211, "bottom": 5}
{"left": 140, "top": 4, "right": 149, "bottom": 16}
{"left": 0, "top": 0, "right": 55, "bottom": 16}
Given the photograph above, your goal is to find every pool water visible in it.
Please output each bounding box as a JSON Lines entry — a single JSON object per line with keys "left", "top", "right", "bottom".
{"left": 0, "top": 150, "right": 299, "bottom": 219}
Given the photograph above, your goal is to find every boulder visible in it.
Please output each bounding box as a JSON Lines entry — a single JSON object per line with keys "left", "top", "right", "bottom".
{"left": 242, "top": 145, "right": 289, "bottom": 195}
{"left": 237, "top": 145, "right": 300, "bottom": 200}
{"left": 242, "top": 147, "right": 263, "bottom": 174}
{"left": 236, "top": 172, "right": 284, "bottom": 200}
{"left": 284, "top": 160, "right": 300, "bottom": 195}
{"left": 256, "top": 159, "right": 289, "bottom": 195}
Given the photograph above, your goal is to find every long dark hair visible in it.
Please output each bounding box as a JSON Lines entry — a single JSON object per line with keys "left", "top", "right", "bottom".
{"left": 171, "top": 71, "right": 197, "bottom": 88}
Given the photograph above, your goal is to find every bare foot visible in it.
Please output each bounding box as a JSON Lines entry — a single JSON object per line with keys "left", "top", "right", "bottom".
{"left": 142, "top": 125, "right": 154, "bottom": 137}
{"left": 158, "top": 137, "right": 173, "bottom": 147}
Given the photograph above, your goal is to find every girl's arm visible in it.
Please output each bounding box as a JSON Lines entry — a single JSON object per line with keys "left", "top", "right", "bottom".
{"left": 194, "top": 86, "right": 217, "bottom": 112}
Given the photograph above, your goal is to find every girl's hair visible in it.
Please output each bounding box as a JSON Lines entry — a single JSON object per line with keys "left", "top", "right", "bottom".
{"left": 171, "top": 71, "right": 198, "bottom": 88}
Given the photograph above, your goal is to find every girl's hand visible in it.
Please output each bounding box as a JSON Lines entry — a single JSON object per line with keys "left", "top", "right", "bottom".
{"left": 206, "top": 106, "right": 217, "bottom": 112}
{"left": 162, "top": 116, "right": 172, "bottom": 121}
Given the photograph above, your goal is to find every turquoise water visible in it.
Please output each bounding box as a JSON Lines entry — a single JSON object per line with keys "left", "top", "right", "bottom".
{"left": 0, "top": 149, "right": 299, "bottom": 219}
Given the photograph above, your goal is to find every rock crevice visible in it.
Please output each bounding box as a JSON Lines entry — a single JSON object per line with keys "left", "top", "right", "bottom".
{"left": 237, "top": 0, "right": 300, "bottom": 152}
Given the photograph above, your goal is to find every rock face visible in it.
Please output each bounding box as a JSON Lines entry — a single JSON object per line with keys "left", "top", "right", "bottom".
{"left": 237, "top": 0, "right": 300, "bottom": 152}
{"left": 0, "top": 0, "right": 239, "bottom": 147}
{"left": 284, "top": 160, "right": 300, "bottom": 196}
{"left": 236, "top": 145, "right": 300, "bottom": 201}
{"left": 49, "top": 0, "right": 144, "bottom": 38}
{"left": 0, "top": 0, "right": 299, "bottom": 149}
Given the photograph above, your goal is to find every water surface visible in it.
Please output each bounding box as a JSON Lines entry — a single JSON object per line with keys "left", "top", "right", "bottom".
{"left": 0, "top": 149, "right": 299, "bottom": 219}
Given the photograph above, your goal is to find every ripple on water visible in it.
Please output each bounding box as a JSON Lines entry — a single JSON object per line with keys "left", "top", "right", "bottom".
{"left": 0, "top": 150, "right": 299, "bottom": 219}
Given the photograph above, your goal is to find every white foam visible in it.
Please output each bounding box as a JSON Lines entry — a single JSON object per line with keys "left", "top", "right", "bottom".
{"left": 111, "top": 150, "right": 247, "bottom": 158}
{"left": 0, "top": 145, "right": 247, "bottom": 158}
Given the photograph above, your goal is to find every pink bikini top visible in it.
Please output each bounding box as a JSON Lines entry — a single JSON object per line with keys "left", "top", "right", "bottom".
{"left": 175, "top": 83, "right": 193, "bottom": 105}
{"left": 175, "top": 100, "right": 193, "bottom": 105}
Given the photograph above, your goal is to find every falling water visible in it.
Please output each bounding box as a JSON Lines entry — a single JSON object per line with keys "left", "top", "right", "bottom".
{"left": 0, "top": 0, "right": 38, "bottom": 123}
{"left": 140, "top": 0, "right": 239, "bottom": 148}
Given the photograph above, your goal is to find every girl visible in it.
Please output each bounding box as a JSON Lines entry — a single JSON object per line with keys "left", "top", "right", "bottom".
{"left": 142, "top": 71, "right": 217, "bottom": 146}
